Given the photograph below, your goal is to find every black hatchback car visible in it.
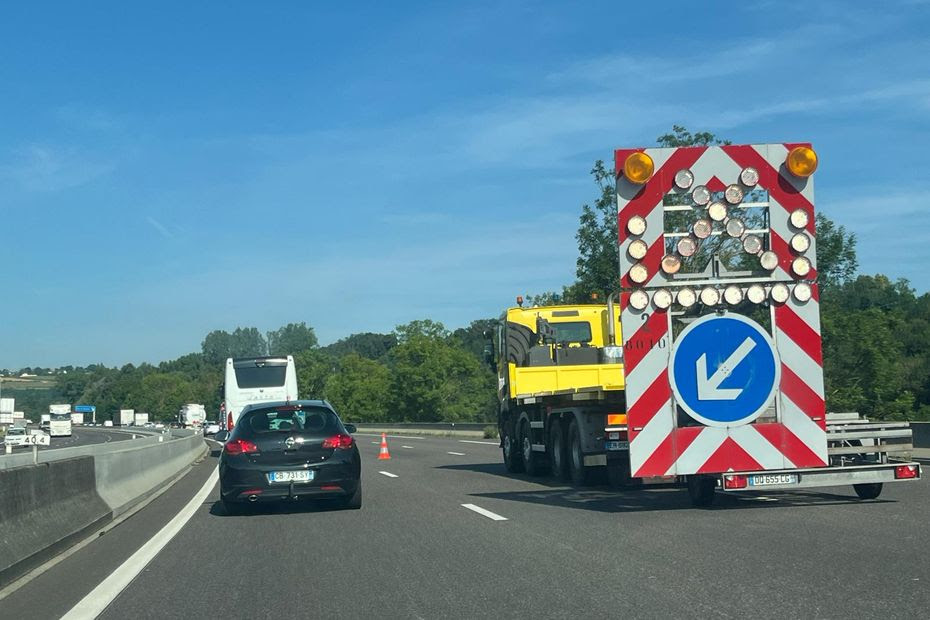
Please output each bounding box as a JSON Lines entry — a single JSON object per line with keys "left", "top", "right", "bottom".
{"left": 216, "top": 400, "right": 361, "bottom": 513}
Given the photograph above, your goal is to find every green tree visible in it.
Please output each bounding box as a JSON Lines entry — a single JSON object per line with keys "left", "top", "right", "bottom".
{"left": 322, "top": 332, "right": 397, "bottom": 360}
{"left": 266, "top": 322, "right": 318, "bottom": 356}
{"left": 294, "top": 349, "right": 337, "bottom": 399}
{"left": 201, "top": 330, "right": 232, "bottom": 364}
{"left": 322, "top": 353, "right": 390, "bottom": 422}
{"left": 815, "top": 213, "right": 858, "bottom": 290}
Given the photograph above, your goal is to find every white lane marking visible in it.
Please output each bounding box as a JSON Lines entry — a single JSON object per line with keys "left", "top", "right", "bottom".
{"left": 461, "top": 503, "right": 508, "bottom": 521}
{"left": 402, "top": 445, "right": 414, "bottom": 449}
{"left": 447, "top": 451, "right": 466, "bottom": 456}
{"left": 355, "top": 433, "right": 425, "bottom": 440}
{"left": 62, "top": 466, "right": 219, "bottom": 620}
{"left": 378, "top": 471, "right": 398, "bottom": 478}
{"left": 459, "top": 440, "right": 498, "bottom": 445}
{"left": 371, "top": 441, "right": 380, "bottom": 444}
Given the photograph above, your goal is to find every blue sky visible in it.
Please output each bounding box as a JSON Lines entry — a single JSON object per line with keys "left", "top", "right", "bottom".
{"left": 1, "top": 1, "right": 929, "bottom": 368}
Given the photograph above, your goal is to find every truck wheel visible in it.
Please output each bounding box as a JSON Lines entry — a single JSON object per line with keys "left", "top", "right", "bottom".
{"left": 502, "top": 428, "right": 524, "bottom": 473}
{"left": 567, "top": 419, "right": 589, "bottom": 486}
{"left": 687, "top": 476, "right": 716, "bottom": 507}
{"left": 550, "top": 422, "right": 569, "bottom": 481}
{"left": 853, "top": 483, "right": 883, "bottom": 500}
{"left": 521, "top": 421, "right": 545, "bottom": 476}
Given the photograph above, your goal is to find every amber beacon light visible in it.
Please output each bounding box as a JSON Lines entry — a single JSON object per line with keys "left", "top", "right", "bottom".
{"left": 786, "top": 146, "right": 818, "bottom": 177}
{"left": 624, "top": 152, "right": 654, "bottom": 184}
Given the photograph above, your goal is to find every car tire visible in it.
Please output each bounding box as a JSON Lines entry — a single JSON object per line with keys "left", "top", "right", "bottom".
{"left": 521, "top": 420, "right": 545, "bottom": 476}
{"left": 550, "top": 421, "right": 569, "bottom": 481}
{"left": 342, "top": 482, "right": 362, "bottom": 510}
{"left": 853, "top": 482, "right": 883, "bottom": 500}
{"left": 222, "top": 498, "right": 244, "bottom": 516}
{"left": 567, "top": 418, "right": 589, "bottom": 486}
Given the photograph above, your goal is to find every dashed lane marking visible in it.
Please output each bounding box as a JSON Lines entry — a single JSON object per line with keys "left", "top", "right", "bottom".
{"left": 447, "top": 451, "right": 466, "bottom": 456}
{"left": 461, "top": 503, "right": 508, "bottom": 521}
{"left": 378, "top": 471, "right": 399, "bottom": 478}
{"left": 402, "top": 446, "right": 414, "bottom": 449}
{"left": 459, "top": 440, "right": 499, "bottom": 446}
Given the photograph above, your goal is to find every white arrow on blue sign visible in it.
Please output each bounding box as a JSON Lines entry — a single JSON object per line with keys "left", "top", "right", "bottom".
{"left": 668, "top": 313, "right": 780, "bottom": 428}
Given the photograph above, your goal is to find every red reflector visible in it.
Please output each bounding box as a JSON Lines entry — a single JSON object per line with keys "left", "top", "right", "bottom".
{"left": 240, "top": 488, "right": 263, "bottom": 496}
{"left": 320, "top": 485, "right": 341, "bottom": 491}
{"left": 227, "top": 411, "right": 234, "bottom": 430}
{"left": 894, "top": 464, "right": 919, "bottom": 479}
{"left": 322, "top": 434, "right": 355, "bottom": 450}
{"left": 723, "top": 474, "right": 747, "bottom": 489}
{"left": 224, "top": 439, "right": 259, "bottom": 455}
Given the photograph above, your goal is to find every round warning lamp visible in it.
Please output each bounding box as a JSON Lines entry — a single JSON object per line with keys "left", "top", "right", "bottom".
{"left": 693, "top": 218, "right": 713, "bottom": 239}
{"left": 708, "top": 201, "right": 728, "bottom": 222}
{"left": 661, "top": 254, "right": 682, "bottom": 274}
{"left": 677, "top": 237, "right": 698, "bottom": 257}
{"left": 653, "top": 289, "right": 673, "bottom": 309}
{"left": 793, "top": 282, "right": 813, "bottom": 303}
{"left": 747, "top": 284, "right": 767, "bottom": 304}
{"left": 674, "top": 169, "right": 694, "bottom": 190}
{"left": 624, "top": 152, "right": 655, "bottom": 184}
{"left": 740, "top": 167, "right": 760, "bottom": 187}
{"left": 790, "top": 233, "right": 811, "bottom": 253}
{"left": 691, "top": 185, "right": 711, "bottom": 206}
{"left": 792, "top": 256, "right": 812, "bottom": 277}
{"left": 742, "top": 234, "right": 763, "bottom": 254}
{"left": 786, "top": 146, "right": 818, "bottom": 177}
{"left": 789, "top": 208, "right": 809, "bottom": 229}
{"left": 629, "top": 290, "right": 649, "bottom": 310}
{"left": 629, "top": 263, "right": 649, "bottom": 283}
{"left": 770, "top": 283, "right": 790, "bottom": 304}
{"left": 628, "top": 239, "right": 649, "bottom": 260}
{"left": 677, "top": 287, "right": 697, "bottom": 308}
{"left": 725, "top": 184, "right": 744, "bottom": 205}
{"left": 723, "top": 285, "right": 744, "bottom": 305}
{"left": 759, "top": 250, "right": 779, "bottom": 271}
{"left": 627, "top": 215, "right": 647, "bottom": 236}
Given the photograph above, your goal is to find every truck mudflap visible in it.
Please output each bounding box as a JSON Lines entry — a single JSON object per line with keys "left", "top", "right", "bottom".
{"left": 716, "top": 462, "right": 921, "bottom": 492}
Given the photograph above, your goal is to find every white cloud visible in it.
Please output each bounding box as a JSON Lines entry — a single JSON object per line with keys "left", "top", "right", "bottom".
{"left": 0, "top": 144, "right": 115, "bottom": 192}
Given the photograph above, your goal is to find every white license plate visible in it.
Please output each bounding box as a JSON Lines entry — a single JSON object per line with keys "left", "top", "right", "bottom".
{"left": 748, "top": 473, "right": 797, "bottom": 487}
{"left": 268, "top": 470, "right": 313, "bottom": 483}
{"left": 606, "top": 440, "right": 630, "bottom": 451}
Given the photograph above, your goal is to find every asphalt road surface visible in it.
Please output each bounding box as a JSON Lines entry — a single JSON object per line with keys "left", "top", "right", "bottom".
{"left": 6, "top": 425, "right": 135, "bottom": 452}
{"left": 3, "top": 434, "right": 928, "bottom": 619}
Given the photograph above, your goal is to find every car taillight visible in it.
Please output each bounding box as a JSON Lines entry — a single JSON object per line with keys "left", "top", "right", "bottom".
{"left": 723, "top": 474, "right": 747, "bottom": 489}
{"left": 224, "top": 439, "right": 259, "bottom": 455}
{"left": 322, "top": 434, "right": 354, "bottom": 450}
{"left": 894, "top": 464, "right": 919, "bottom": 479}
{"left": 227, "top": 411, "right": 234, "bottom": 430}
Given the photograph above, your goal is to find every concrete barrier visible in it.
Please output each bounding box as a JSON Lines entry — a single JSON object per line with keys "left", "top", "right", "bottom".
{"left": 95, "top": 431, "right": 205, "bottom": 516}
{"left": 0, "top": 431, "right": 206, "bottom": 587}
{"left": 0, "top": 457, "right": 111, "bottom": 586}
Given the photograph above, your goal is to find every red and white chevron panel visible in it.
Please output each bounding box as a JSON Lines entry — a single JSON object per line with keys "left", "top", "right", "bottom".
{"left": 616, "top": 144, "right": 828, "bottom": 477}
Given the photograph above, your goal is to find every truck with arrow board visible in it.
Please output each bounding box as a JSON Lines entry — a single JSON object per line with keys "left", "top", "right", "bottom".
{"left": 491, "top": 142, "right": 920, "bottom": 505}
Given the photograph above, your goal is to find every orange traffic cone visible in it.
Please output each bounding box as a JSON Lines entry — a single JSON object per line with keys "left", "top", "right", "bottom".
{"left": 378, "top": 433, "right": 391, "bottom": 460}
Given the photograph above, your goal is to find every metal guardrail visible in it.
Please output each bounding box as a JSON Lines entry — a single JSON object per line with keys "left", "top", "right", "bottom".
{"left": 351, "top": 422, "right": 494, "bottom": 432}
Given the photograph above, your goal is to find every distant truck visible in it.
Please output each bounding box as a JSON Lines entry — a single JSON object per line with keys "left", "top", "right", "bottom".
{"left": 70, "top": 412, "right": 84, "bottom": 425}
{"left": 119, "top": 409, "right": 135, "bottom": 426}
{"left": 40, "top": 414, "right": 51, "bottom": 429}
{"left": 134, "top": 412, "right": 150, "bottom": 426}
{"left": 178, "top": 404, "right": 206, "bottom": 428}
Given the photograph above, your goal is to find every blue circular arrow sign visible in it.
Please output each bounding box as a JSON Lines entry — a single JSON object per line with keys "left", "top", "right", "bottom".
{"left": 668, "top": 313, "right": 780, "bottom": 428}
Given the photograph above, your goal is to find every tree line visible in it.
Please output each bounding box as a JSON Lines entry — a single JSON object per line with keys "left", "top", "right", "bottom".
{"left": 5, "top": 126, "right": 927, "bottom": 422}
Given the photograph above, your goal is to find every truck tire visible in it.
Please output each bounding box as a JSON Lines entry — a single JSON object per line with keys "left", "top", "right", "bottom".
{"left": 550, "top": 421, "right": 569, "bottom": 481}
{"left": 687, "top": 476, "right": 716, "bottom": 507}
{"left": 502, "top": 427, "right": 524, "bottom": 473}
{"left": 853, "top": 483, "right": 883, "bottom": 500}
{"left": 567, "top": 418, "right": 590, "bottom": 486}
{"left": 521, "top": 421, "right": 545, "bottom": 476}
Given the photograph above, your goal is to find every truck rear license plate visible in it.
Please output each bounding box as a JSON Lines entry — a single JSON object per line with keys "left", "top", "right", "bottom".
{"left": 606, "top": 441, "right": 629, "bottom": 451}
{"left": 748, "top": 473, "right": 797, "bottom": 487}
{"left": 268, "top": 470, "right": 313, "bottom": 483}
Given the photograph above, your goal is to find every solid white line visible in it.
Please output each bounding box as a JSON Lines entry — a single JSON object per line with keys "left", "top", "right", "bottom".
{"left": 461, "top": 503, "right": 507, "bottom": 521}
{"left": 447, "top": 451, "right": 466, "bottom": 456}
{"left": 354, "top": 433, "right": 425, "bottom": 440}
{"left": 402, "top": 445, "right": 414, "bottom": 449}
{"left": 378, "top": 471, "right": 398, "bottom": 478}
{"left": 371, "top": 441, "right": 380, "bottom": 444}
{"left": 459, "top": 440, "right": 498, "bottom": 445}
{"left": 62, "top": 466, "right": 219, "bottom": 619}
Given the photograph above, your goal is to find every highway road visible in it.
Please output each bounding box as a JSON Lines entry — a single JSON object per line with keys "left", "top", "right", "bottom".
{"left": 2, "top": 434, "right": 928, "bottom": 619}
{"left": 6, "top": 426, "right": 135, "bottom": 453}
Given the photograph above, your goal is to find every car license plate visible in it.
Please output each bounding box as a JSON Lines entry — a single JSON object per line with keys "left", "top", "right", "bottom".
{"left": 268, "top": 470, "right": 313, "bottom": 483}
{"left": 606, "top": 440, "right": 629, "bottom": 451}
{"left": 748, "top": 473, "right": 797, "bottom": 487}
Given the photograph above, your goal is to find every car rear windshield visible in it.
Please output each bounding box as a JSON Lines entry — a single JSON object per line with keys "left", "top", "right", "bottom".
{"left": 241, "top": 406, "right": 343, "bottom": 434}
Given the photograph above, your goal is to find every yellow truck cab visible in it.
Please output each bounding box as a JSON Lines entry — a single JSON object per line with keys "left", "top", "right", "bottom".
{"left": 492, "top": 301, "right": 629, "bottom": 484}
